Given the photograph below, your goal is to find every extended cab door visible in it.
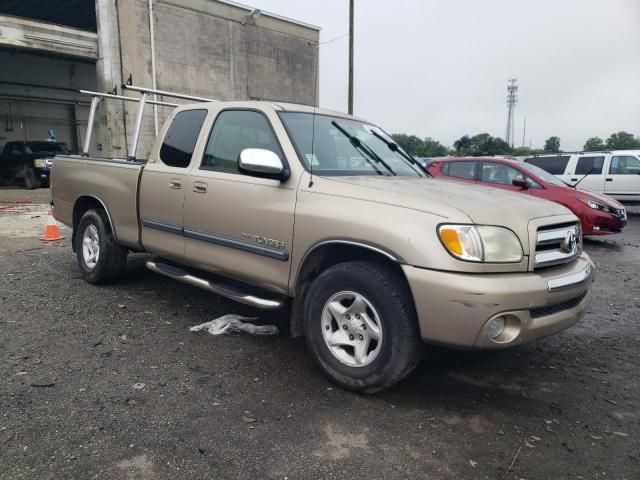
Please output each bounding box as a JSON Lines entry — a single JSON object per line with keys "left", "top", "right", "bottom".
{"left": 183, "top": 108, "right": 296, "bottom": 294}
{"left": 605, "top": 154, "right": 640, "bottom": 201}
{"left": 138, "top": 108, "right": 208, "bottom": 261}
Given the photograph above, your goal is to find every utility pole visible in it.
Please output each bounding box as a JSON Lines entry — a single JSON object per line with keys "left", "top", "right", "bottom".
{"left": 521, "top": 117, "right": 526, "bottom": 148}
{"left": 505, "top": 78, "right": 518, "bottom": 148}
{"left": 348, "top": 0, "right": 354, "bottom": 114}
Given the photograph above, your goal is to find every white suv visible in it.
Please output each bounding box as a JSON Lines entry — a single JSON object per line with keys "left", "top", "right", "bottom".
{"left": 523, "top": 150, "right": 640, "bottom": 204}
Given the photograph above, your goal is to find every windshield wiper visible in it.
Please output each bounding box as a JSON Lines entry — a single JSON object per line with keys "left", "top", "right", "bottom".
{"left": 331, "top": 121, "right": 396, "bottom": 176}
{"left": 369, "top": 130, "right": 431, "bottom": 177}
{"left": 573, "top": 167, "right": 597, "bottom": 189}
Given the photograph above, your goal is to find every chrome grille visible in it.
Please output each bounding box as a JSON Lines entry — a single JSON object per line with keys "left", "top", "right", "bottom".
{"left": 534, "top": 222, "right": 581, "bottom": 268}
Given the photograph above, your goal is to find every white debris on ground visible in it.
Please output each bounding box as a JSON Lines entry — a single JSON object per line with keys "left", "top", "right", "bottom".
{"left": 190, "top": 314, "right": 279, "bottom": 336}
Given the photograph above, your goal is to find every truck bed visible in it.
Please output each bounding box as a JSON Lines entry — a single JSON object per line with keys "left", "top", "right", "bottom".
{"left": 50, "top": 155, "right": 145, "bottom": 249}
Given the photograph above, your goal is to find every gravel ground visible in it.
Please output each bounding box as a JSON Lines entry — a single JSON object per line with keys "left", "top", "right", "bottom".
{"left": 1, "top": 187, "right": 639, "bottom": 479}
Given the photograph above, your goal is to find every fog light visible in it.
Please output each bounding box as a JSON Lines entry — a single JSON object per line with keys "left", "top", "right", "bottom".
{"left": 487, "top": 316, "right": 506, "bottom": 339}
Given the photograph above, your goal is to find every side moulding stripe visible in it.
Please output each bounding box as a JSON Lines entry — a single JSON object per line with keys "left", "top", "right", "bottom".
{"left": 184, "top": 227, "right": 289, "bottom": 261}
{"left": 141, "top": 218, "right": 289, "bottom": 261}
{"left": 141, "top": 218, "right": 184, "bottom": 235}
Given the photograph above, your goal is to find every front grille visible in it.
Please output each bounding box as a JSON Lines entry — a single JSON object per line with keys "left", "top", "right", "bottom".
{"left": 534, "top": 222, "right": 581, "bottom": 269}
{"left": 530, "top": 291, "right": 588, "bottom": 319}
{"left": 615, "top": 208, "right": 627, "bottom": 222}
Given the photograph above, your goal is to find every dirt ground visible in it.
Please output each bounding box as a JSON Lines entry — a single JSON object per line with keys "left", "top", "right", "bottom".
{"left": 1, "top": 186, "right": 638, "bottom": 479}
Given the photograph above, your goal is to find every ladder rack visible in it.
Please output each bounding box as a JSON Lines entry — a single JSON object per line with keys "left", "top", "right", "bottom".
{"left": 80, "top": 83, "right": 216, "bottom": 161}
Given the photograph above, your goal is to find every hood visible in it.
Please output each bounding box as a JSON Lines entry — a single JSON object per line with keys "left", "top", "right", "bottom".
{"left": 316, "top": 175, "right": 573, "bottom": 225}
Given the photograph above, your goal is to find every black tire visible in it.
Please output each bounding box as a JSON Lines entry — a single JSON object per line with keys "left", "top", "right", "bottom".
{"left": 24, "top": 169, "right": 40, "bottom": 190}
{"left": 303, "top": 260, "right": 424, "bottom": 393}
{"left": 75, "top": 209, "right": 128, "bottom": 284}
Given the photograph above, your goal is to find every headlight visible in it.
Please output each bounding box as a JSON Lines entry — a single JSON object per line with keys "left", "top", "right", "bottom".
{"left": 33, "top": 159, "right": 47, "bottom": 168}
{"left": 577, "top": 197, "right": 607, "bottom": 211}
{"left": 438, "top": 224, "right": 524, "bottom": 263}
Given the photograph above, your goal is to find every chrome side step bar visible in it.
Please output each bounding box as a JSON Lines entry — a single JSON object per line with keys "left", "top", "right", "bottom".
{"left": 146, "top": 260, "right": 283, "bottom": 310}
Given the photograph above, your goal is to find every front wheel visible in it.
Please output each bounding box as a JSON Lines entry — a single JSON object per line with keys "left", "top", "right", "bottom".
{"left": 75, "top": 209, "right": 128, "bottom": 284}
{"left": 303, "top": 260, "right": 424, "bottom": 393}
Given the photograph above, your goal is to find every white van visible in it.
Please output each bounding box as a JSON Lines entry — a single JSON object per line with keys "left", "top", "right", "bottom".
{"left": 523, "top": 151, "right": 640, "bottom": 204}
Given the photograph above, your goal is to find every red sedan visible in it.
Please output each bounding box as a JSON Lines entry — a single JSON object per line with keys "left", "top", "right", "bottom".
{"left": 427, "top": 157, "right": 627, "bottom": 235}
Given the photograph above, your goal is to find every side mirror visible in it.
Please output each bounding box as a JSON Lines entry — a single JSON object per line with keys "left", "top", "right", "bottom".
{"left": 239, "top": 148, "right": 288, "bottom": 181}
{"left": 512, "top": 178, "right": 529, "bottom": 189}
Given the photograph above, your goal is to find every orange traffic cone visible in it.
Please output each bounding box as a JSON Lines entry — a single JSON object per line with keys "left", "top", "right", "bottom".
{"left": 40, "top": 209, "right": 64, "bottom": 241}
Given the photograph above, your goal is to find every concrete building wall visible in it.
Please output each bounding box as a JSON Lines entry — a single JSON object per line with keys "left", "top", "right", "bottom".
{"left": 0, "top": 49, "right": 98, "bottom": 153}
{"left": 96, "top": 0, "right": 319, "bottom": 159}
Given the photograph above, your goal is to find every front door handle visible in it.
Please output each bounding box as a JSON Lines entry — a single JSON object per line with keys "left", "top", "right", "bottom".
{"left": 606, "top": 178, "right": 613, "bottom": 182}
{"left": 570, "top": 178, "right": 578, "bottom": 182}
{"left": 169, "top": 179, "right": 182, "bottom": 189}
{"left": 192, "top": 181, "right": 208, "bottom": 193}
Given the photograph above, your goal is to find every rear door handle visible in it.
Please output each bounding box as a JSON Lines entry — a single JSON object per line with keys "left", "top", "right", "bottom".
{"left": 570, "top": 178, "right": 578, "bottom": 181}
{"left": 169, "top": 179, "right": 182, "bottom": 189}
{"left": 192, "top": 181, "right": 208, "bottom": 193}
{"left": 606, "top": 178, "right": 613, "bottom": 182}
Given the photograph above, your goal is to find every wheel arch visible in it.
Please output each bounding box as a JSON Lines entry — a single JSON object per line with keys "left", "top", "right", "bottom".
{"left": 288, "top": 240, "right": 410, "bottom": 337}
{"left": 72, "top": 195, "right": 117, "bottom": 251}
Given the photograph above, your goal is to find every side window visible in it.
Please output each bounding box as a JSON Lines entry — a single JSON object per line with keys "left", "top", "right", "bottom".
{"left": 201, "top": 110, "right": 282, "bottom": 172}
{"left": 446, "top": 161, "right": 476, "bottom": 180}
{"left": 609, "top": 155, "right": 640, "bottom": 175}
{"left": 524, "top": 156, "right": 570, "bottom": 175}
{"left": 576, "top": 156, "right": 604, "bottom": 174}
{"left": 159, "top": 109, "right": 207, "bottom": 168}
{"left": 481, "top": 162, "right": 526, "bottom": 185}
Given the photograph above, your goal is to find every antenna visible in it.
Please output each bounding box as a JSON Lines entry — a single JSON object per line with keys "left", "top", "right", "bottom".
{"left": 505, "top": 78, "right": 518, "bottom": 148}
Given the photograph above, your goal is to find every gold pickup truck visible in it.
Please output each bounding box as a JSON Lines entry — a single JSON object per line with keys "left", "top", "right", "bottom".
{"left": 51, "top": 101, "right": 594, "bottom": 392}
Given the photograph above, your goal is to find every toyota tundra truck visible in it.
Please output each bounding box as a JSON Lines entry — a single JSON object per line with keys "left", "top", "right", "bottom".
{"left": 50, "top": 100, "right": 594, "bottom": 392}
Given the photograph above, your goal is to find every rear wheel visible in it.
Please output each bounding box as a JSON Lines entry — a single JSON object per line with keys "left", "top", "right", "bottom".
{"left": 75, "top": 209, "right": 128, "bottom": 284}
{"left": 303, "top": 260, "right": 423, "bottom": 393}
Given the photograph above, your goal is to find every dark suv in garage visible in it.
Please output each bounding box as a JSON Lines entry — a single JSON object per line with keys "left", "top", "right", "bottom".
{"left": 0, "top": 141, "right": 69, "bottom": 189}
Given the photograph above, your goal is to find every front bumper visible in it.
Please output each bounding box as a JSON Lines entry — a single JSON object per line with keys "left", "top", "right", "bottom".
{"left": 403, "top": 253, "right": 594, "bottom": 350}
{"left": 581, "top": 208, "right": 626, "bottom": 235}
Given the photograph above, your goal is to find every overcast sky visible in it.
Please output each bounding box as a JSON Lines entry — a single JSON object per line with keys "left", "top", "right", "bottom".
{"left": 252, "top": 0, "right": 640, "bottom": 151}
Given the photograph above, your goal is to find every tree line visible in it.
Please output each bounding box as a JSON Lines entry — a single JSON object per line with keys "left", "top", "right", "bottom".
{"left": 390, "top": 131, "right": 640, "bottom": 157}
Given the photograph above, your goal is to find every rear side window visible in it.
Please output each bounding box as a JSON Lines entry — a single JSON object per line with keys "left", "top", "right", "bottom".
{"left": 576, "top": 156, "right": 604, "bottom": 174}
{"left": 159, "top": 109, "right": 207, "bottom": 168}
{"left": 446, "top": 161, "right": 476, "bottom": 180}
{"left": 524, "top": 156, "right": 570, "bottom": 175}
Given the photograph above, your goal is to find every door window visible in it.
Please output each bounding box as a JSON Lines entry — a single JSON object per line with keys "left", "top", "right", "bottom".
{"left": 609, "top": 156, "right": 640, "bottom": 175}
{"left": 201, "top": 110, "right": 282, "bottom": 173}
{"left": 480, "top": 162, "right": 537, "bottom": 187}
{"left": 576, "top": 156, "right": 604, "bottom": 174}
{"left": 159, "top": 109, "right": 207, "bottom": 168}
{"left": 445, "top": 161, "right": 476, "bottom": 180}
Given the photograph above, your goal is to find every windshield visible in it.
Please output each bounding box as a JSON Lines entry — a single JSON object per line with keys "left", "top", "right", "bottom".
{"left": 518, "top": 161, "right": 568, "bottom": 187}
{"left": 279, "top": 112, "right": 423, "bottom": 177}
{"left": 26, "top": 142, "right": 69, "bottom": 154}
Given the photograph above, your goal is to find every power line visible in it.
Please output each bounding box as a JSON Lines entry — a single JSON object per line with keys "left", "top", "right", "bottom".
{"left": 308, "top": 33, "right": 348, "bottom": 46}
